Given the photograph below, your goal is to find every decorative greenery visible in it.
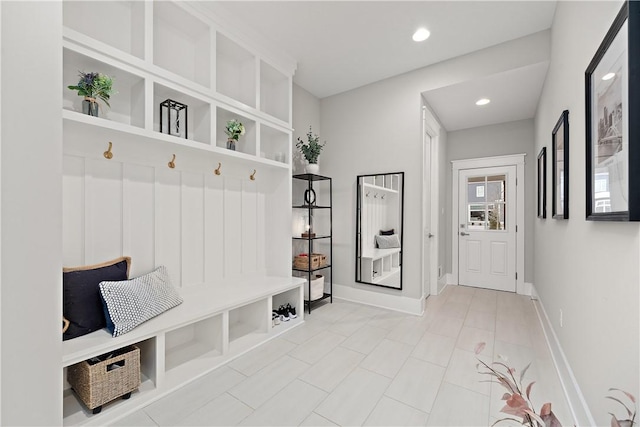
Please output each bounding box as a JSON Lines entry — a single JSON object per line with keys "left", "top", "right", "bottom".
{"left": 296, "top": 126, "right": 325, "bottom": 164}
{"left": 225, "top": 119, "right": 245, "bottom": 141}
{"left": 67, "top": 71, "right": 115, "bottom": 107}
{"left": 475, "top": 342, "right": 562, "bottom": 427}
{"left": 607, "top": 388, "right": 636, "bottom": 427}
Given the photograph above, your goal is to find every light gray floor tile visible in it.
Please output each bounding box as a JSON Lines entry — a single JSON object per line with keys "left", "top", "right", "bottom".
{"left": 299, "top": 412, "right": 338, "bottom": 426}
{"left": 239, "top": 380, "right": 327, "bottom": 426}
{"left": 328, "top": 312, "right": 369, "bottom": 336}
{"left": 315, "top": 368, "right": 391, "bottom": 426}
{"left": 386, "top": 316, "right": 431, "bottom": 345}
{"left": 364, "top": 396, "right": 429, "bottom": 426}
{"left": 299, "top": 346, "right": 365, "bottom": 392}
{"left": 175, "top": 393, "right": 252, "bottom": 426}
{"left": 412, "top": 331, "right": 456, "bottom": 367}
{"left": 111, "top": 410, "right": 158, "bottom": 426}
{"left": 367, "top": 310, "right": 409, "bottom": 330}
{"left": 456, "top": 325, "right": 495, "bottom": 355}
{"left": 438, "top": 300, "right": 470, "bottom": 319}
{"left": 443, "top": 348, "right": 491, "bottom": 396}
{"left": 228, "top": 337, "right": 297, "bottom": 376}
{"left": 361, "top": 339, "right": 414, "bottom": 378}
{"left": 145, "top": 366, "right": 246, "bottom": 426}
{"left": 447, "top": 291, "right": 474, "bottom": 306}
{"left": 289, "top": 330, "right": 345, "bottom": 364}
{"left": 385, "top": 357, "right": 445, "bottom": 413}
{"left": 464, "top": 308, "right": 497, "bottom": 332}
{"left": 228, "top": 355, "right": 309, "bottom": 409}
{"left": 428, "top": 315, "right": 464, "bottom": 338}
{"left": 279, "top": 319, "right": 330, "bottom": 344}
{"left": 427, "top": 382, "right": 490, "bottom": 426}
{"left": 340, "top": 324, "right": 389, "bottom": 354}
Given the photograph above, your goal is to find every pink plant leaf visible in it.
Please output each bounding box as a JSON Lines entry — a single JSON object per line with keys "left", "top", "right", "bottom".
{"left": 475, "top": 341, "right": 486, "bottom": 355}
{"left": 491, "top": 417, "right": 525, "bottom": 427}
{"left": 617, "top": 421, "right": 634, "bottom": 427}
{"left": 611, "top": 414, "right": 622, "bottom": 427}
{"left": 500, "top": 393, "right": 530, "bottom": 419}
{"left": 606, "top": 396, "right": 633, "bottom": 417}
{"left": 539, "top": 403, "right": 552, "bottom": 416}
{"left": 523, "top": 408, "right": 545, "bottom": 427}
{"left": 526, "top": 381, "right": 536, "bottom": 400}
{"left": 541, "top": 411, "right": 563, "bottom": 427}
{"left": 502, "top": 392, "right": 511, "bottom": 401}
{"left": 609, "top": 388, "right": 637, "bottom": 404}
{"left": 500, "top": 403, "right": 525, "bottom": 418}
{"left": 520, "top": 362, "right": 532, "bottom": 384}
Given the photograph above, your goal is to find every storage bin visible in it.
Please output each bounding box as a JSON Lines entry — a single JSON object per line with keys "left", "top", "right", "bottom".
{"left": 304, "top": 274, "right": 324, "bottom": 301}
{"left": 67, "top": 345, "right": 141, "bottom": 414}
{"left": 293, "top": 253, "right": 327, "bottom": 270}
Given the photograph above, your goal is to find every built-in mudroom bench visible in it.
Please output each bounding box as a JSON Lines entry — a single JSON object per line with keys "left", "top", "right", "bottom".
{"left": 60, "top": 1, "right": 299, "bottom": 425}
{"left": 63, "top": 277, "right": 303, "bottom": 426}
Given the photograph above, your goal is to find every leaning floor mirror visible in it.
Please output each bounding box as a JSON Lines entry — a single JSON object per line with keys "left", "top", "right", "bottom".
{"left": 356, "top": 172, "right": 404, "bottom": 289}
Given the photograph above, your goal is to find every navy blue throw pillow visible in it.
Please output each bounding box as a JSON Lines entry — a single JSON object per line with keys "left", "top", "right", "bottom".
{"left": 63, "top": 257, "right": 130, "bottom": 341}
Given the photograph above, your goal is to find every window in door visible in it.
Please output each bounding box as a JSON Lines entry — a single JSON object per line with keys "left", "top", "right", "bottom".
{"left": 466, "top": 174, "right": 507, "bottom": 231}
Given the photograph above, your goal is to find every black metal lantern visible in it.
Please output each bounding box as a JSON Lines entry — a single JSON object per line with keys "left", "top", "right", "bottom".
{"left": 160, "top": 99, "right": 188, "bottom": 139}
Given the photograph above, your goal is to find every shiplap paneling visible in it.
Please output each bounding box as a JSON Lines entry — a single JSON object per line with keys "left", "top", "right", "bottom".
{"left": 63, "top": 156, "right": 85, "bottom": 267}
{"left": 63, "top": 156, "right": 264, "bottom": 286}
{"left": 85, "top": 159, "right": 123, "bottom": 265}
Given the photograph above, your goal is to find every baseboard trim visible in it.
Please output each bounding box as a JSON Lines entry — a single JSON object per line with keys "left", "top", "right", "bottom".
{"left": 518, "top": 281, "right": 533, "bottom": 296}
{"left": 333, "top": 284, "right": 424, "bottom": 315}
{"left": 532, "top": 285, "right": 595, "bottom": 426}
{"left": 438, "top": 274, "right": 452, "bottom": 294}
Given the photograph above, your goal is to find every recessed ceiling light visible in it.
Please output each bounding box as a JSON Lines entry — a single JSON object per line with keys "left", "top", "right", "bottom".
{"left": 476, "top": 98, "right": 491, "bottom": 106}
{"left": 602, "top": 72, "right": 615, "bottom": 81}
{"left": 412, "top": 28, "right": 430, "bottom": 42}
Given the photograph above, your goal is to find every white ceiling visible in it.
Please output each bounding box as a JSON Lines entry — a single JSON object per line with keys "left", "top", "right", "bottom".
{"left": 205, "top": 1, "right": 557, "bottom": 131}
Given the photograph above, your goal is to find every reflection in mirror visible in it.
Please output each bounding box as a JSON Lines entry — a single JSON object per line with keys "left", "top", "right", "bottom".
{"left": 356, "top": 172, "right": 404, "bottom": 289}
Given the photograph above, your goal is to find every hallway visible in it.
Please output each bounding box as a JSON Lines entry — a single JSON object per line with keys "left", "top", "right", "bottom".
{"left": 112, "top": 285, "right": 572, "bottom": 426}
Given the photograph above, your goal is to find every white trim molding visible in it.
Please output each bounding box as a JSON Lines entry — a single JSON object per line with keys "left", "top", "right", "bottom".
{"left": 451, "top": 154, "right": 526, "bottom": 294}
{"left": 532, "top": 285, "right": 596, "bottom": 426}
{"left": 333, "top": 284, "right": 424, "bottom": 316}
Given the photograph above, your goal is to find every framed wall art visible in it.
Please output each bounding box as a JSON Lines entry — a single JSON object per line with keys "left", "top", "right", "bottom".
{"left": 537, "top": 147, "right": 547, "bottom": 219}
{"left": 585, "top": 1, "right": 640, "bottom": 221}
{"left": 552, "top": 110, "right": 569, "bottom": 219}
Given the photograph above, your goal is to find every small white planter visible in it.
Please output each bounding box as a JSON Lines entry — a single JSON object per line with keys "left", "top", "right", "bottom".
{"left": 305, "top": 163, "right": 319, "bottom": 175}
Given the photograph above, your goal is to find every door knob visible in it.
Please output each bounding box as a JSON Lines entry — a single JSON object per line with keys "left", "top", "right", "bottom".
{"left": 428, "top": 233, "right": 435, "bottom": 238}
{"left": 460, "top": 232, "right": 470, "bottom": 236}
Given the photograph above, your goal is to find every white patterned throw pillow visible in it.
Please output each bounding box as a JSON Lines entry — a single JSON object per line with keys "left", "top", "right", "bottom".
{"left": 99, "top": 266, "right": 183, "bottom": 337}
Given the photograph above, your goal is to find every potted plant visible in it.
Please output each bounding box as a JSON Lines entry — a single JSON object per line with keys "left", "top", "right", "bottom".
{"left": 225, "top": 119, "right": 245, "bottom": 151}
{"left": 68, "top": 71, "right": 115, "bottom": 117}
{"left": 296, "top": 126, "right": 326, "bottom": 174}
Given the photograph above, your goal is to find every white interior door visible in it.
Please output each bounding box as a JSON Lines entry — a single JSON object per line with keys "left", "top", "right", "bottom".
{"left": 423, "top": 132, "right": 432, "bottom": 298}
{"left": 458, "top": 166, "right": 516, "bottom": 292}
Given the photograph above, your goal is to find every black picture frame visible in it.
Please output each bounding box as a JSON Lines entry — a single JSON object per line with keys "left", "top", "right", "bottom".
{"left": 537, "top": 147, "right": 547, "bottom": 219}
{"left": 552, "top": 110, "right": 570, "bottom": 219}
{"left": 585, "top": 1, "right": 640, "bottom": 221}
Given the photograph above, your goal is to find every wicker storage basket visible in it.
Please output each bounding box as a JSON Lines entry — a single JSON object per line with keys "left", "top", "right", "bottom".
{"left": 304, "top": 274, "right": 325, "bottom": 301}
{"left": 293, "top": 253, "right": 327, "bottom": 270}
{"left": 67, "top": 345, "right": 141, "bottom": 414}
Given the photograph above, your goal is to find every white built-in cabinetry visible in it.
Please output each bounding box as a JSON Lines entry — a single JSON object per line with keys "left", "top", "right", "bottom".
{"left": 61, "top": 2, "right": 299, "bottom": 425}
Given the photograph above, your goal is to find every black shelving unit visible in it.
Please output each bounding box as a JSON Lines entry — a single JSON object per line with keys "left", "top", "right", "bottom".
{"left": 292, "top": 173, "right": 332, "bottom": 314}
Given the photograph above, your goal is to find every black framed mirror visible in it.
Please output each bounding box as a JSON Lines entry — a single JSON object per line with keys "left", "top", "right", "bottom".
{"left": 356, "top": 172, "right": 404, "bottom": 289}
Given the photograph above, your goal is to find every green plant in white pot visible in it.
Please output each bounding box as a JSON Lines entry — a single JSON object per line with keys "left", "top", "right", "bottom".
{"left": 296, "top": 126, "right": 325, "bottom": 175}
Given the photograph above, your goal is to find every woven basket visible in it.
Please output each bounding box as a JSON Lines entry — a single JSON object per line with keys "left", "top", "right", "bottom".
{"left": 293, "top": 253, "right": 327, "bottom": 270}
{"left": 67, "top": 345, "right": 141, "bottom": 412}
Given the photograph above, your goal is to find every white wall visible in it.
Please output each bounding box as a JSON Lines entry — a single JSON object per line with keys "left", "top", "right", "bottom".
{"left": 320, "top": 31, "right": 549, "bottom": 302}
{"left": 1, "top": 2, "right": 63, "bottom": 424}
{"left": 446, "top": 119, "right": 535, "bottom": 283}
{"left": 292, "top": 83, "right": 321, "bottom": 175}
{"left": 534, "top": 1, "right": 639, "bottom": 425}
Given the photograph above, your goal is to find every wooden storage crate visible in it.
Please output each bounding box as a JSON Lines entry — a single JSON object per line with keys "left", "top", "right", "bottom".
{"left": 293, "top": 253, "right": 327, "bottom": 270}
{"left": 67, "top": 345, "right": 141, "bottom": 414}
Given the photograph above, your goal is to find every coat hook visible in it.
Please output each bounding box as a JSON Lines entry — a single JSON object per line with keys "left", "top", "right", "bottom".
{"left": 366, "top": 191, "right": 370, "bottom": 198}
{"left": 250, "top": 169, "right": 257, "bottom": 181}
{"left": 381, "top": 194, "right": 385, "bottom": 200}
{"left": 168, "top": 154, "right": 176, "bottom": 169}
{"left": 103, "top": 141, "right": 113, "bottom": 160}
{"left": 214, "top": 162, "right": 222, "bottom": 175}
{"left": 374, "top": 193, "right": 378, "bottom": 198}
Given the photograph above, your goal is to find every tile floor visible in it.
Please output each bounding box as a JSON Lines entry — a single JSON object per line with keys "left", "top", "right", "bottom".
{"left": 112, "top": 286, "right": 573, "bottom": 426}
